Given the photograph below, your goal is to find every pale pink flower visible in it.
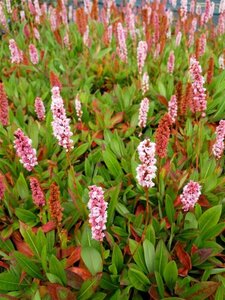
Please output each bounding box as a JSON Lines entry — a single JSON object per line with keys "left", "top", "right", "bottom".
{"left": 189, "top": 57, "right": 207, "bottom": 116}
{"left": 136, "top": 139, "right": 157, "bottom": 188}
{"left": 141, "top": 72, "right": 149, "bottom": 95}
{"left": 35, "top": 97, "right": 45, "bottom": 121}
{"left": 219, "top": 0, "right": 225, "bottom": 13}
{"left": 117, "top": 22, "right": 128, "bottom": 63}
{"left": 14, "top": 129, "right": 38, "bottom": 171}
{"left": 199, "top": 34, "right": 207, "bottom": 57}
{"left": 83, "top": 25, "right": 90, "bottom": 47}
{"left": 175, "top": 31, "right": 182, "bottom": 47}
{"left": 212, "top": 120, "right": 225, "bottom": 159}
{"left": 196, "top": 4, "right": 202, "bottom": 15}
{"left": 29, "top": 44, "right": 39, "bottom": 65}
{"left": 50, "top": 8, "right": 57, "bottom": 32}
{"left": 171, "top": 0, "right": 177, "bottom": 8}
{"left": 28, "top": 0, "right": 36, "bottom": 15}
{"left": 219, "top": 54, "right": 225, "bottom": 69}
{"left": 20, "top": 10, "right": 26, "bottom": 22}
{"left": 190, "top": 0, "right": 196, "bottom": 14}
{"left": 9, "top": 39, "right": 23, "bottom": 64}
{"left": 180, "top": 0, "right": 187, "bottom": 22}
{"left": 107, "top": 25, "right": 112, "bottom": 43}
{"left": 34, "top": 0, "right": 42, "bottom": 17}
{"left": 51, "top": 87, "right": 73, "bottom": 151}
{"left": 125, "top": 5, "right": 136, "bottom": 41}
{"left": 138, "top": 98, "right": 149, "bottom": 129}
{"left": 88, "top": 185, "right": 108, "bottom": 241}
{"left": 30, "top": 177, "right": 45, "bottom": 207}
{"left": 84, "top": 0, "right": 92, "bottom": 14}
{"left": 201, "top": 0, "right": 211, "bottom": 25}
{"left": 33, "top": 27, "right": 40, "bottom": 41}
{"left": 168, "top": 95, "right": 177, "bottom": 123}
{"left": 75, "top": 95, "right": 83, "bottom": 121}
{"left": 6, "top": 0, "right": 12, "bottom": 14}
{"left": 180, "top": 181, "right": 201, "bottom": 211}
{"left": 167, "top": 51, "right": 175, "bottom": 74}
{"left": 137, "top": 41, "right": 148, "bottom": 74}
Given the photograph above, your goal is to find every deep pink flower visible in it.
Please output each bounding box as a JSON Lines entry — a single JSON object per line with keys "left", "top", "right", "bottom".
{"left": 180, "top": 181, "right": 201, "bottom": 211}
{"left": 75, "top": 95, "right": 83, "bottom": 121}
{"left": 138, "top": 98, "right": 149, "bottom": 129}
{"left": 116, "top": 22, "right": 128, "bottom": 63}
{"left": 136, "top": 139, "right": 157, "bottom": 188}
{"left": 88, "top": 185, "right": 108, "bottom": 241}
{"left": 167, "top": 51, "right": 175, "bottom": 74}
{"left": 29, "top": 44, "right": 39, "bottom": 65}
{"left": 9, "top": 39, "right": 23, "bottom": 64}
{"left": 51, "top": 87, "right": 73, "bottom": 151}
{"left": 137, "top": 41, "right": 148, "bottom": 74}
{"left": 30, "top": 177, "right": 45, "bottom": 207}
{"left": 14, "top": 129, "right": 38, "bottom": 171}
{"left": 0, "top": 83, "right": 9, "bottom": 126}
{"left": 189, "top": 57, "right": 207, "bottom": 116}
{"left": 35, "top": 97, "right": 45, "bottom": 121}
{"left": 212, "top": 120, "right": 225, "bottom": 159}
{"left": 168, "top": 95, "right": 177, "bottom": 123}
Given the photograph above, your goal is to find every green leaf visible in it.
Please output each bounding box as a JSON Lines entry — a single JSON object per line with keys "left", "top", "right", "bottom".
{"left": 46, "top": 273, "right": 63, "bottom": 285}
{"left": 0, "top": 270, "right": 29, "bottom": 291}
{"left": 107, "top": 184, "right": 120, "bottom": 226}
{"left": 78, "top": 277, "right": 99, "bottom": 300}
{"left": 112, "top": 244, "right": 123, "bottom": 273}
{"left": 165, "top": 194, "right": 175, "bottom": 224}
{"left": 155, "top": 240, "right": 168, "bottom": 276}
{"left": 15, "top": 208, "right": 38, "bottom": 226}
{"left": 128, "top": 268, "right": 150, "bottom": 292}
{"left": 198, "top": 205, "right": 222, "bottom": 235}
{"left": 15, "top": 173, "right": 29, "bottom": 199}
{"left": 102, "top": 149, "right": 123, "bottom": 179}
{"left": 129, "top": 240, "right": 148, "bottom": 273}
{"left": 180, "top": 281, "right": 219, "bottom": 299}
{"left": 72, "top": 143, "right": 89, "bottom": 160}
{"left": 163, "top": 261, "right": 178, "bottom": 291}
{"left": 49, "top": 255, "right": 67, "bottom": 286}
{"left": 81, "top": 247, "right": 103, "bottom": 276}
{"left": 20, "top": 225, "right": 40, "bottom": 258}
{"left": 143, "top": 239, "right": 155, "bottom": 273}
{"left": 155, "top": 271, "right": 164, "bottom": 298}
{"left": 14, "top": 251, "right": 43, "bottom": 279}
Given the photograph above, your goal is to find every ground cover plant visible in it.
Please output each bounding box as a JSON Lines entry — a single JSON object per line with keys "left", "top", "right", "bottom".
{"left": 0, "top": 0, "right": 225, "bottom": 299}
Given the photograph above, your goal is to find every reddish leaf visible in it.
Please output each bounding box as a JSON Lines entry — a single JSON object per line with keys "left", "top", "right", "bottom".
{"left": 92, "top": 131, "right": 103, "bottom": 147}
{"left": 75, "top": 122, "right": 89, "bottom": 131}
{"left": 191, "top": 244, "right": 198, "bottom": 255}
{"left": 157, "top": 95, "right": 168, "bottom": 107}
{"left": 175, "top": 242, "right": 192, "bottom": 275}
{"left": 67, "top": 267, "right": 92, "bottom": 281}
{"left": 130, "top": 224, "right": 141, "bottom": 242}
{"left": 32, "top": 221, "right": 56, "bottom": 234}
{"left": 0, "top": 261, "right": 9, "bottom": 269}
{"left": 66, "top": 247, "right": 81, "bottom": 268}
{"left": 109, "top": 112, "right": 124, "bottom": 128}
{"left": 198, "top": 195, "right": 211, "bottom": 207}
{"left": 11, "top": 232, "right": 33, "bottom": 257}
{"left": 135, "top": 204, "right": 145, "bottom": 216}
{"left": 148, "top": 286, "right": 160, "bottom": 300}
{"left": 66, "top": 269, "right": 83, "bottom": 289}
{"left": 174, "top": 196, "right": 182, "bottom": 207}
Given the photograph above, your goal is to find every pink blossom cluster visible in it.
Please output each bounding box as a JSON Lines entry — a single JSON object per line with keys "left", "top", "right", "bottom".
{"left": 212, "top": 120, "right": 225, "bottom": 159}
{"left": 125, "top": 5, "right": 136, "bottom": 41}
{"left": 75, "top": 95, "right": 83, "bottom": 121}
{"left": 9, "top": 39, "right": 23, "bottom": 64}
{"left": 190, "top": 0, "right": 195, "bottom": 14}
{"left": 189, "top": 57, "right": 207, "bottom": 116}
{"left": 30, "top": 177, "right": 45, "bottom": 207}
{"left": 117, "top": 22, "right": 128, "bottom": 63}
{"left": 88, "top": 185, "right": 108, "bottom": 241}
{"left": 180, "top": 0, "right": 187, "bottom": 22}
{"left": 137, "top": 41, "right": 148, "bottom": 74}
{"left": 141, "top": 72, "right": 149, "bottom": 95}
{"left": 136, "top": 139, "right": 157, "bottom": 188}
{"left": 84, "top": 0, "right": 92, "bottom": 14}
{"left": 138, "top": 98, "right": 149, "bottom": 129}
{"left": 175, "top": 31, "right": 182, "bottom": 47}
{"left": 167, "top": 51, "right": 175, "bottom": 74}
{"left": 29, "top": 44, "right": 39, "bottom": 65}
{"left": 168, "top": 95, "right": 177, "bottom": 123}
{"left": 51, "top": 87, "right": 73, "bottom": 151}
{"left": 35, "top": 97, "right": 45, "bottom": 121}
{"left": 13, "top": 129, "right": 38, "bottom": 171}
{"left": 201, "top": 0, "right": 211, "bottom": 25}
{"left": 180, "top": 180, "right": 202, "bottom": 211}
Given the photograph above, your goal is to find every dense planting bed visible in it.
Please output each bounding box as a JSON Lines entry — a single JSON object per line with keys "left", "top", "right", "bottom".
{"left": 0, "top": 0, "right": 225, "bottom": 299}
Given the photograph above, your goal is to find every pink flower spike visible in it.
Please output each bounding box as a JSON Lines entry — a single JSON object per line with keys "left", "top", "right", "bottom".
{"left": 168, "top": 95, "right": 177, "bottom": 123}
{"left": 136, "top": 139, "right": 157, "bottom": 188}
{"left": 30, "top": 177, "right": 45, "bottom": 207}
{"left": 137, "top": 41, "right": 148, "bottom": 74}
{"left": 75, "top": 95, "right": 83, "bottom": 121}
{"left": 180, "top": 181, "right": 202, "bottom": 211}
{"left": 88, "top": 185, "right": 108, "bottom": 241}
{"left": 29, "top": 44, "right": 39, "bottom": 65}
{"left": 35, "top": 97, "right": 45, "bottom": 121}
{"left": 14, "top": 129, "right": 38, "bottom": 171}
{"left": 116, "top": 22, "right": 128, "bottom": 63}
{"left": 141, "top": 72, "right": 149, "bottom": 95}
{"left": 167, "top": 51, "right": 175, "bottom": 74}
{"left": 51, "top": 87, "right": 73, "bottom": 151}
{"left": 212, "top": 120, "right": 225, "bottom": 159}
{"left": 9, "top": 39, "right": 23, "bottom": 64}
{"left": 138, "top": 98, "right": 149, "bottom": 129}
